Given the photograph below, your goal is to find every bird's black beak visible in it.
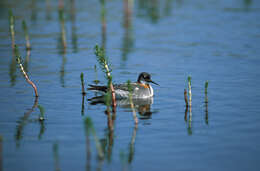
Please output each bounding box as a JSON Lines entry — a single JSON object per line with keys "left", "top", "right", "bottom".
{"left": 149, "top": 80, "right": 159, "bottom": 86}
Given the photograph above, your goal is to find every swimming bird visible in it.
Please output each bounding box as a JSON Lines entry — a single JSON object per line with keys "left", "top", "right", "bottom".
{"left": 88, "top": 72, "right": 159, "bottom": 99}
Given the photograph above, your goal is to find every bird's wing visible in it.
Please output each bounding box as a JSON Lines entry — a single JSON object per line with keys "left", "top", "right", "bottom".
{"left": 87, "top": 85, "right": 108, "bottom": 92}
{"left": 114, "top": 83, "right": 138, "bottom": 91}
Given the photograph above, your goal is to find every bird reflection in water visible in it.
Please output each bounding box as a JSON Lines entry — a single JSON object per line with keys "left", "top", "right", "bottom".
{"left": 88, "top": 96, "right": 154, "bottom": 119}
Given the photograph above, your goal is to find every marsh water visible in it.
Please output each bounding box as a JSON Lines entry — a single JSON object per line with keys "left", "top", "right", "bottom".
{"left": 0, "top": 0, "right": 260, "bottom": 170}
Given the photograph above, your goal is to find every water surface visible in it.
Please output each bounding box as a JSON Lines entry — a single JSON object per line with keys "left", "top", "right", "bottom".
{"left": 0, "top": 0, "right": 260, "bottom": 170}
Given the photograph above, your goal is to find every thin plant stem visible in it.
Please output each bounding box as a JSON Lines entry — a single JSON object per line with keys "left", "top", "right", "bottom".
{"left": 80, "top": 72, "right": 86, "bottom": 95}
{"left": 184, "top": 89, "right": 188, "bottom": 108}
{"left": 14, "top": 45, "right": 38, "bottom": 97}
{"left": 188, "top": 76, "right": 192, "bottom": 121}
{"left": 94, "top": 45, "right": 117, "bottom": 112}
{"left": 81, "top": 95, "right": 85, "bottom": 116}
{"left": 104, "top": 91, "right": 114, "bottom": 131}
{"left": 205, "top": 81, "right": 209, "bottom": 124}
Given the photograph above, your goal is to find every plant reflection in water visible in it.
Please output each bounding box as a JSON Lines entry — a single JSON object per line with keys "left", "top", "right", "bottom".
{"left": 88, "top": 96, "right": 154, "bottom": 120}
{"left": 15, "top": 97, "right": 46, "bottom": 147}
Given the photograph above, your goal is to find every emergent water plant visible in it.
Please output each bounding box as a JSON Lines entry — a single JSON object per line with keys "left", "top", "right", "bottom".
{"left": 14, "top": 45, "right": 39, "bottom": 97}
{"left": 94, "top": 44, "right": 116, "bottom": 112}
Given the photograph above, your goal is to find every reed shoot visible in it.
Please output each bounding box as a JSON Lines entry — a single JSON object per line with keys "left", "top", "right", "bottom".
{"left": 84, "top": 117, "right": 104, "bottom": 159}
{"left": 14, "top": 45, "right": 39, "bottom": 97}
{"left": 94, "top": 45, "right": 116, "bottom": 112}
{"left": 187, "top": 76, "right": 192, "bottom": 121}
{"left": 8, "top": 9, "right": 15, "bottom": 49}
{"left": 127, "top": 80, "right": 138, "bottom": 125}
{"left": 22, "top": 20, "right": 31, "bottom": 50}
{"left": 80, "top": 72, "right": 86, "bottom": 95}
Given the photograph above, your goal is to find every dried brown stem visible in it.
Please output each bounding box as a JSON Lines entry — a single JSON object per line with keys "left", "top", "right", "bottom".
{"left": 18, "top": 63, "right": 39, "bottom": 97}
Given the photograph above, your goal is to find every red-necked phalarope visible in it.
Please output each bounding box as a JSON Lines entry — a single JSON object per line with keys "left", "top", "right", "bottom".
{"left": 88, "top": 72, "right": 159, "bottom": 99}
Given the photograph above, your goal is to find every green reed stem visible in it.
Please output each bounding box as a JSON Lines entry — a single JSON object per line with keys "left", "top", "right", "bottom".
{"left": 80, "top": 72, "right": 86, "bottom": 95}
{"left": 94, "top": 44, "right": 116, "bottom": 112}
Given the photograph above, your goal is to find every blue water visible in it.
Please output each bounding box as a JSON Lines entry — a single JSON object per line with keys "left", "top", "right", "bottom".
{"left": 0, "top": 0, "right": 260, "bottom": 170}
